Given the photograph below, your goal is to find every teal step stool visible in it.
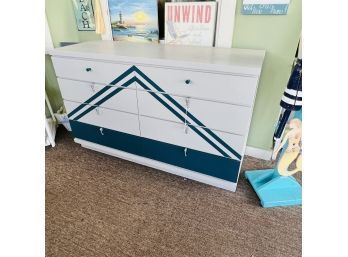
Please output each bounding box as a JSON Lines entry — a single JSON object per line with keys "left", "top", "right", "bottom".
{"left": 245, "top": 169, "right": 301, "bottom": 208}
{"left": 245, "top": 111, "right": 302, "bottom": 208}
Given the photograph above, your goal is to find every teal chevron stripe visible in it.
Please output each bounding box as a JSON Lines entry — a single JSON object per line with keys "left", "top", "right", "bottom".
{"left": 68, "top": 85, "right": 112, "bottom": 118}
{"left": 68, "top": 65, "right": 241, "bottom": 160}
{"left": 133, "top": 66, "right": 165, "bottom": 93}
{"left": 108, "top": 65, "right": 135, "bottom": 85}
{"left": 68, "top": 66, "right": 135, "bottom": 118}
{"left": 133, "top": 66, "right": 242, "bottom": 160}
{"left": 135, "top": 78, "right": 231, "bottom": 159}
{"left": 72, "top": 77, "right": 136, "bottom": 121}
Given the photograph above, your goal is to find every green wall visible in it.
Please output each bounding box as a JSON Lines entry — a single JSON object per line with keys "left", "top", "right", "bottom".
{"left": 45, "top": 0, "right": 101, "bottom": 112}
{"left": 233, "top": 0, "right": 301, "bottom": 150}
{"left": 45, "top": 0, "right": 301, "bottom": 151}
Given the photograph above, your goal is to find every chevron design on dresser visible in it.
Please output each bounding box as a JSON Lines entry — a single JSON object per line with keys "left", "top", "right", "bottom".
{"left": 68, "top": 65, "right": 242, "bottom": 160}
{"left": 50, "top": 41, "right": 265, "bottom": 191}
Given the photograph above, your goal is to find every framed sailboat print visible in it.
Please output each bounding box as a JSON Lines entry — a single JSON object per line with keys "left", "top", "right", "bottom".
{"left": 108, "top": 0, "right": 159, "bottom": 43}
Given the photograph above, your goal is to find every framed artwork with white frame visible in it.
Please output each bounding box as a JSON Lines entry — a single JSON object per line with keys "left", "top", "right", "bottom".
{"left": 98, "top": 0, "right": 236, "bottom": 48}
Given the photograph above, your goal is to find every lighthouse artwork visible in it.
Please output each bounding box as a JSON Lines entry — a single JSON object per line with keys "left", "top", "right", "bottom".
{"left": 165, "top": 1, "right": 217, "bottom": 46}
{"left": 108, "top": 0, "right": 159, "bottom": 43}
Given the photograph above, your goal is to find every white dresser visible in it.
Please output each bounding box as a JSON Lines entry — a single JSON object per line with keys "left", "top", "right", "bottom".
{"left": 50, "top": 41, "right": 265, "bottom": 191}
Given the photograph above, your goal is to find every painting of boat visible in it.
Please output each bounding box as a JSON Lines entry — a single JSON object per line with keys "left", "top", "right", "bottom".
{"left": 108, "top": 0, "right": 159, "bottom": 43}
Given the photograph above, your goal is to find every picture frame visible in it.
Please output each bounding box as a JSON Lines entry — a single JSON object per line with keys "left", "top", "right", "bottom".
{"left": 107, "top": 0, "right": 159, "bottom": 43}
{"left": 98, "top": 0, "right": 236, "bottom": 47}
{"left": 72, "top": 0, "right": 96, "bottom": 31}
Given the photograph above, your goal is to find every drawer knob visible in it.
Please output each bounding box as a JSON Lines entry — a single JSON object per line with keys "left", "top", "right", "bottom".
{"left": 99, "top": 127, "right": 104, "bottom": 135}
{"left": 185, "top": 79, "right": 191, "bottom": 85}
{"left": 184, "top": 147, "right": 188, "bottom": 157}
{"left": 86, "top": 67, "right": 92, "bottom": 72}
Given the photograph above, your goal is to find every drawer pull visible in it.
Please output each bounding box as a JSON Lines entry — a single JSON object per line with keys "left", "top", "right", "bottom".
{"left": 185, "top": 97, "right": 190, "bottom": 108}
{"left": 184, "top": 98, "right": 190, "bottom": 130}
{"left": 184, "top": 122, "right": 188, "bottom": 134}
{"left": 185, "top": 79, "right": 191, "bottom": 85}
{"left": 99, "top": 127, "right": 104, "bottom": 135}
{"left": 86, "top": 67, "right": 92, "bottom": 72}
{"left": 90, "top": 83, "right": 96, "bottom": 92}
{"left": 184, "top": 147, "right": 188, "bottom": 157}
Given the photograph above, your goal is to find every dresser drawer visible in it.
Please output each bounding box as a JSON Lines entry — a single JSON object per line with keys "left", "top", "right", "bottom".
{"left": 58, "top": 78, "right": 105, "bottom": 101}
{"left": 52, "top": 57, "right": 133, "bottom": 84}
{"left": 137, "top": 90, "right": 252, "bottom": 135}
{"left": 58, "top": 78, "right": 138, "bottom": 114}
{"left": 135, "top": 65, "right": 259, "bottom": 106}
{"left": 64, "top": 100, "right": 140, "bottom": 136}
{"left": 70, "top": 120, "right": 241, "bottom": 182}
{"left": 139, "top": 116, "right": 244, "bottom": 160}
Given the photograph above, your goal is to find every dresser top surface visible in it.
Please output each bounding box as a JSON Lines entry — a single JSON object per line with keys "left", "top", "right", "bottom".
{"left": 50, "top": 41, "right": 265, "bottom": 76}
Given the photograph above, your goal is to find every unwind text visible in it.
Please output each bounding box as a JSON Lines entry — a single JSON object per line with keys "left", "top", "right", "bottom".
{"left": 166, "top": 4, "right": 213, "bottom": 23}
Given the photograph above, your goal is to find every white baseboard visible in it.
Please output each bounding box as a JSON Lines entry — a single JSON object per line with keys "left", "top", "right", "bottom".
{"left": 245, "top": 146, "right": 272, "bottom": 161}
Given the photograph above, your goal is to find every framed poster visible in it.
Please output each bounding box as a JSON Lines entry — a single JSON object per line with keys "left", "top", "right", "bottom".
{"left": 108, "top": 0, "right": 159, "bottom": 43}
{"left": 72, "top": 0, "right": 96, "bottom": 31}
{"left": 164, "top": 1, "right": 217, "bottom": 47}
{"left": 97, "top": 0, "right": 236, "bottom": 47}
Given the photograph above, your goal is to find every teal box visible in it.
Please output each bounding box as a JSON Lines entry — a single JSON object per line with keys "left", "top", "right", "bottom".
{"left": 242, "top": 4, "right": 289, "bottom": 15}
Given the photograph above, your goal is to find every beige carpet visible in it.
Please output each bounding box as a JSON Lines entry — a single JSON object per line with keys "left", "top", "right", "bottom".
{"left": 46, "top": 127, "right": 302, "bottom": 257}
